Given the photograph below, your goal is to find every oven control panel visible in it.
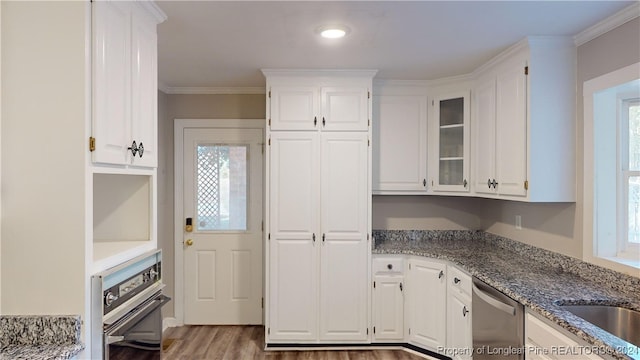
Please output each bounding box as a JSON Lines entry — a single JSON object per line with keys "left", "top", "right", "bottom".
{"left": 102, "top": 261, "right": 162, "bottom": 315}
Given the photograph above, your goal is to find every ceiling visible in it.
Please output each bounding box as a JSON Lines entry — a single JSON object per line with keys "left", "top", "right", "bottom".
{"left": 156, "top": 1, "right": 635, "bottom": 90}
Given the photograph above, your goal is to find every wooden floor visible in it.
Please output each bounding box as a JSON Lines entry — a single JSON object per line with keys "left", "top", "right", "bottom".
{"left": 162, "top": 325, "right": 429, "bottom": 360}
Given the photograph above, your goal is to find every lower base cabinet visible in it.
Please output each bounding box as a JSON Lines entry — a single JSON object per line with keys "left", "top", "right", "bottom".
{"left": 525, "top": 312, "right": 603, "bottom": 360}
{"left": 407, "top": 258, "right": 447, "bottom": 351}
{"left": 446, "top": 266, "right": 473, "bottom": 360}
{"left": 372, "top": 275, "right": 404, "bottom": 341}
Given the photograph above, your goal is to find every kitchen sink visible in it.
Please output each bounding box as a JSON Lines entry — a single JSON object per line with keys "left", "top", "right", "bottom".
{"left": 561, "top": 305, "right": 640, "bottom": 346}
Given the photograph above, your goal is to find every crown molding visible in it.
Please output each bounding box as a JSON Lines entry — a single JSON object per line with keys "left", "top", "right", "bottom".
{"left": 574, "top": 3, "right": 640, "bottom": 46}
{"left": 159, "top": 86, "right": 266, "bottom": 95}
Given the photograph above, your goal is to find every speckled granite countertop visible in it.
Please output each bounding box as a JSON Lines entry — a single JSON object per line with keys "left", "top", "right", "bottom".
{"left": 373, "top": 230, "right": 640, "bottom": 360}
{"left": 0, "top": 315, "right": 84, "bottom": 360}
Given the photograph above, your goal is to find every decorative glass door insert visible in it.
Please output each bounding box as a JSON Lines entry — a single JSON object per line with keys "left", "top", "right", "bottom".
{"left": 196, "top": 144, "right": 248, "bottom": 231}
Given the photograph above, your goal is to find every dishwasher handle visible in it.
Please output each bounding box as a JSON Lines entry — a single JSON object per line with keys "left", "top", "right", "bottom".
{"left": 472, "top": 283, "right": 516, "bottom": 316}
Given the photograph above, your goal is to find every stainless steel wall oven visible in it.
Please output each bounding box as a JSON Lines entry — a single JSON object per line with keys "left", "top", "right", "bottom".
{"left": 91, "top": 250, "right": 170, "bottom": 359}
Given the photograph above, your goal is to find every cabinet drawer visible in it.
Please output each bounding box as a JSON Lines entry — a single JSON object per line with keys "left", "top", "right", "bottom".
{"left": 448, "top": 265, "right": 471, "bottom": 297}
{"left": 372, "top": 257, "right": 404, "bottom": 275}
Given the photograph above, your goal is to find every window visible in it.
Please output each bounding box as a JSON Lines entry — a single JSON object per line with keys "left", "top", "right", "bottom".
{"left": 621, "top": 99, "right": 640, "bottom": 257}
{"left": 584, "top": 62, "right": 640, "bottom": 273}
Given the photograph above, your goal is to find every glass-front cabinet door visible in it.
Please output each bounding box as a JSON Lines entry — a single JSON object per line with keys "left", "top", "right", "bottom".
{"left": 430, "top": 91, "right": 470, "bottom": 192}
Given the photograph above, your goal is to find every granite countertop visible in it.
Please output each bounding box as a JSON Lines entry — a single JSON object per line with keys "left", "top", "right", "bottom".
{"left": 373, "top": 230, "right": 640, "bottom": 360}
{"left": 0, "top": 315, "right": 84, "bottom": 360}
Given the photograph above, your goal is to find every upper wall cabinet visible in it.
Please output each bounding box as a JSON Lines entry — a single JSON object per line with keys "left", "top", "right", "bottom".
{"left": 92, "top": 1, "right": 166, "bottom": 168}
{"left": 372, "top": 91, "right": 428, "bottom": 194}
{"left": 429, "top": 90, "right": 470, "bottom": 193}
{"left": 472, "top": 37, "right": 576, "bottom": 202}
{"left": 266, "top": 71, "right": 373, "bottom": 132}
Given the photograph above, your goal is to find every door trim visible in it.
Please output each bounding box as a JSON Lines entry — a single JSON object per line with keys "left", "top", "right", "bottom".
{"left": 173, "top": 118, "right": 265, "bottom": 326}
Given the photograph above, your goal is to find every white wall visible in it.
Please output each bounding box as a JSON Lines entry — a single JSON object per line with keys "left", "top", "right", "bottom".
{"left": 1, "top": 1, "right": 88, "bottom": 315}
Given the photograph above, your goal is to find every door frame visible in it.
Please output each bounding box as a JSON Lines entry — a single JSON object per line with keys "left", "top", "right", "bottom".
{"left": 174, "top": 118, "right": 265, "bottom": 326}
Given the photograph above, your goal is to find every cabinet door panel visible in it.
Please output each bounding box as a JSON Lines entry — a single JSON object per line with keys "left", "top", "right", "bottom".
{"left": 373, "top": 96, "right": 427, "bottom": 192}
{"left": 322, "top": 87, "right": 369, "bottom": 131}
{"left": 373, "top": 276, "right": 404, "bottom": 341}
{"left": 447, "top": 292, "right": 472, "bottom": 360}
{"left": 496, "top": 61, "right": 527, "bottom": 197}
{"left": 408, "top": 259, "right": 446, "bottom": 350}
{"left": 432, "top": 91, "right": 470, "bottom": 193}
{"left": 130, "top": 7, "right": 158, "bottom": 167}
{"left": 92, "top": 1, "right": 131, "bottom": 165}
{"left": 319, "top": 133, "right": 369, "bottom": 341}
{"left": 268, "top": 236, "right": 318, "bottom": 341}
{"left": 270, "top": 86, "right": 319, "bottom": 131}
{"left": 268, "top": 132, "right": 319, "bottom": 341}
{"left": 474, "top": 78, "right": 497, "bottom": 195}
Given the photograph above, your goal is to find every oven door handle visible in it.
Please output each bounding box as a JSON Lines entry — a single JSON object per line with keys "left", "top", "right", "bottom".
{"left": 106, "top": 335, "right": 125, "bottom": 345}
{"left": 105, "top": 294, "right": 170, "bottom": 336}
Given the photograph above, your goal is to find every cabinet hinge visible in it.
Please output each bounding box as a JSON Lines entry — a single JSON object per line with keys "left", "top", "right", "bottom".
{"left": 524, "top": 180, "right": 529, "bottom": 190}
{"left": 525, "top": 66, "right": 529, "bottom": 75}
{"left": 368, "top": 91, "right": 370, "bottom": 99}
{"left": 373, "top": 326, "right": 376, "bottom": 334}
{"left": 408, "top": 328, "right": 411, "bottom": 335}
{"left": 432, "top": 100, "right": 434, "bottom": 106}
{"left": 268, "top": 90, "right": 271, "bottom": 98}
{"left": 366, "top": 328, "right": 369, "bottom": 335}
{"left": 368, "top": 139, "right": 370, "bottom": 147}
{"left": 268, "top": 118, "right": 271, "bottom": 126}
{"left": 261, "top": 297, "right": 264, "bottom": 308}
{"left": 409, "top": 263, "right": 411, "bottom": 270}
{"left": 261, "top": 221, "right": 264, "bottom": 231}
{"left": 89, "top": 137, "right": 96, "bottom": 152}
{"left": 368, "top": 119, "right": 370, "bottom": 127}
{"left": 268, "top": 233, "right": 271, "bottom": 240}
{"left": 268, "top": 138, "right": 271, "bottom": 146}
{"left": 373, "top": 281, "right": 376, "bottom": 289}
{"left": 268, "top": 327, "right": 270, "bottom": 335}
{"left": 367, "top": 233, "right": 370, "bottom": 241}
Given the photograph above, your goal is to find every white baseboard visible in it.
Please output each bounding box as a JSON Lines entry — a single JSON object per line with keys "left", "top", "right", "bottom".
{"left": 163, "top": 317, "right": 179, "bottom": 331}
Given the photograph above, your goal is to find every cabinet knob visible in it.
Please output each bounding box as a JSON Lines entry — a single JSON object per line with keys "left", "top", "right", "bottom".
{"left": 454, "top": 277, "right": 461, "bottom": 284}
{"left": 387, "top": 264, "right": 393, "bottom": 270}
{"left": 137, "top": 142, "right": 144, "bottom": 158}
{"left": 314, "top": 116, "right": 317, "bottom": 126}
{"left": 462, "top": 306, "right": 469, "bottom": 317}
{"left": 438, "top": 270, "right": 444, "bottom": 279}
{"left": 399, "top": 282, "right": 403, "bottom": 292}
{"left": 128, "top": 140, "right": 138, "bottom": 157}
{"left": 487, "top": 178, "right": 492, "bottom": 189}
{"left": 492, "top": 179, "right": 499, "bottom": 188}
{"left": 463, "top": 179, "right": 468, "bottom": 188}
{"left": 322, "top": 117, "right": 326, "bottom": 126}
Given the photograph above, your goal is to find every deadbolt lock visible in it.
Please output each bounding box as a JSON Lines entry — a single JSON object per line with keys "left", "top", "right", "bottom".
{"left": 185, "top": 217, "right": 193, "bottom": 232}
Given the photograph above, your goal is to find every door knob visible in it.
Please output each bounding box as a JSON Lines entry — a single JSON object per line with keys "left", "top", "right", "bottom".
{"left": 185, "top": 239, "right": 194, "bottom": 246}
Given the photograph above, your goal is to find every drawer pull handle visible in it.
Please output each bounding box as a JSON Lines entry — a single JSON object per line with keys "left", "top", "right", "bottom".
{"left": 454, "top": 277, "right": 461, "bottom": 284}
{"left": 387, "top": 264, "right": 393, "bottom": 270}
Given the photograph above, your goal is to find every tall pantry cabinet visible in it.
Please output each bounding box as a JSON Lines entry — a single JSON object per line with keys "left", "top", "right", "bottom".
{"left": 263, "top": 70, "right": 377, "bottom": 344}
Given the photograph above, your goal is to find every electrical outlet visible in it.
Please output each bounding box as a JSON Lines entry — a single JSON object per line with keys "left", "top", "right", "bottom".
{"left": 515, "top": 215, "right": 522, "bottom": 230}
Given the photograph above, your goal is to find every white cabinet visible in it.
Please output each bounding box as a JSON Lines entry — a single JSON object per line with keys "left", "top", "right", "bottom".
{"left": 268, "top": 74, "right": 371, "bottom": 132}
{"left": 267, "top": 132, "right": 319, "bottom": 341}
{"left": 372, "top": 256, "right": 405, "bottom": 341}
{"left": 92, "top": 1, "right": 161, "bottom": 167}
{"left": 407, "top": 258, "right": 447, "bottom": 351}
{"left": 525, "top": 312, "right": 604, "bottom": 360}
{"left": 264, "top": 70, "right": 375, "bottom": 344}
{"left": 372, "top": 94, "right": 428, "bottom": 193}
{"left": 446, "top": 266, "right": 472, "bottom": 360}
{"left": 430, "top": 91, "right": 470, "bottom": 193}
{"left": 472, "top": 37, "right": 576, "bottom": 201}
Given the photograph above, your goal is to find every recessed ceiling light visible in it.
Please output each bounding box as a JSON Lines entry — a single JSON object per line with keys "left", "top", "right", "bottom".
{"left": 317, "top": 25, "right": 350, "bottom": 39}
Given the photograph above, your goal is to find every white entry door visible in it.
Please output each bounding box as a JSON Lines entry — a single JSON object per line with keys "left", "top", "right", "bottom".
{"left": 182, "top": 128, "right": 263, "bottom": 324}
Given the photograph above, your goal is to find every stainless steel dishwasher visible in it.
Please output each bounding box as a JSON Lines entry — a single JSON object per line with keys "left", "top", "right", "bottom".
{"left": 472, "top": 277, "right": 524, "bottom": 359}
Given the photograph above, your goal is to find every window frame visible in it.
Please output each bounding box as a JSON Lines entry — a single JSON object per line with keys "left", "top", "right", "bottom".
{"left": 583, "top": 62, "right": 640, "bottom": 274}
